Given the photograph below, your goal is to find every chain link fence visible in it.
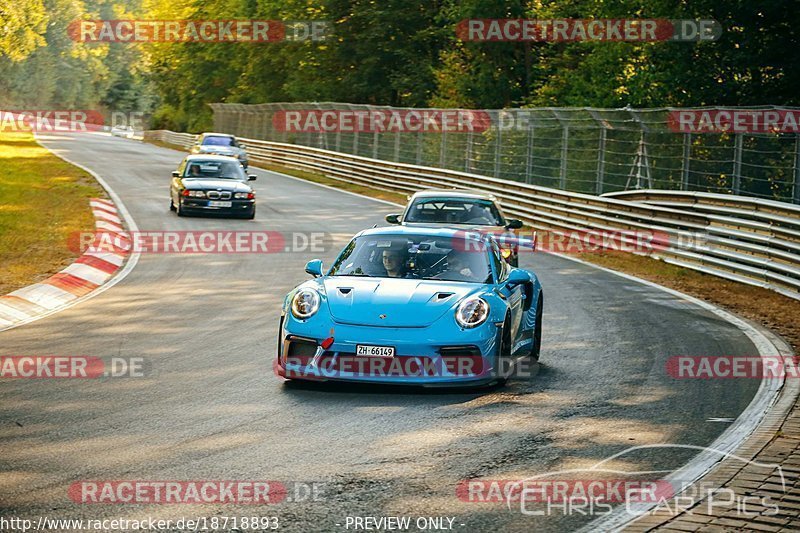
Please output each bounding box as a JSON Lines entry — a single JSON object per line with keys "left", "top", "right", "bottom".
{"left": 209, "top": 102, "right": 800, "bottom": 204}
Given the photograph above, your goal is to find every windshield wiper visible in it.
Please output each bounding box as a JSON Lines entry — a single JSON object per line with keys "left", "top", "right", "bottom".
{"left": 336, "top": 272, "right": 373, "bottom": 277}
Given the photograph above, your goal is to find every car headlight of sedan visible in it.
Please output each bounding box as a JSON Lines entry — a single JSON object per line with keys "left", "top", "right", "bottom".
{"left": 234, "top": 192, "right": 253, "bottom": 199}
{"left": 455, "top": 297, "right": 490, "bottom": 329}
{"left": 291, "top": 289, "right": 320, "bottom": 319}
{"left": 182, "top": 190, "right": 206, "bottom": 198}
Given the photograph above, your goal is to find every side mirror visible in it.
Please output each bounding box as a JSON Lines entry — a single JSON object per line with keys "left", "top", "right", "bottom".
{"left": 385, "top": 214, "right": 401, "bottom": 225}
{"left": 505, "top": 268, "right": 529, "bottom": 288}
{"left": 506, "top": 219, "right": 523, "bottom": 230}
{"left": 171, "top": 171, "right": 180, "bottom": 178}
{"left": 248, "top": 175, "right": 257, "bottom": 181}
{"left": 305, "top": 259, "right": 324, "bottom": 278}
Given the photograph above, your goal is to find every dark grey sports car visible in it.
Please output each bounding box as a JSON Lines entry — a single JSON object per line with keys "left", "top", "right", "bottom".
{"left": 169, "top": 155, "right": 257, "bottom": 219}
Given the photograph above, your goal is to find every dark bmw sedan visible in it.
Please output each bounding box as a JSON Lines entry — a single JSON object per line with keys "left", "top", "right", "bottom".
{"left": 169, "top": 155, "right": 257, "bottom": 219}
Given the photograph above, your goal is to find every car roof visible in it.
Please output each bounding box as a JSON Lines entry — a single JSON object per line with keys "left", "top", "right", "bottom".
{"left": 185, "top": 154, "right": 240, "bottom": 162}
{"left": 199, "top": 132, "right": 235, "bottom": 138}
{"left": 409, "top": 189, "right": 499, "bottom": 202}
{"left": 355, "top": 225, "right": 494, "bottom": 243}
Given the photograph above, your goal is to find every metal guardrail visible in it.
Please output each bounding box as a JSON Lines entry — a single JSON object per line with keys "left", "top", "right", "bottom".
{"left": 210, "top": 102, "right": 800, "bottom": 204}
{"left": 144, "top": 130, "right": 800, "bottom": 300}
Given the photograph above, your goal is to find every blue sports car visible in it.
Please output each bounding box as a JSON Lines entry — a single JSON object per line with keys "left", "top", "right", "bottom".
{"left": 275, "top": 227, "right": 543, "bottom": 387}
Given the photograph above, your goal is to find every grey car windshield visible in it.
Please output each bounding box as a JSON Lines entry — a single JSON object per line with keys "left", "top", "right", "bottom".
{"left": 404, "top": 198, "right": 504, "bottom": 226}
{"left": 184, "top": 160, "right": 244, "bottom": 179}
{"left": 202, "top": 136, "right": 236, "bottom": 146}
{"left": 329, "top": 235, "right": 493, "bottom": 283}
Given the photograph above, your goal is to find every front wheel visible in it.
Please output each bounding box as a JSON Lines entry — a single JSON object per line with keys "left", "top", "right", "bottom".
{"left": 494, "top": 316, "right": 512, "bottom": 386}
{"left": 531, "top": 295, "right": 543, "bottom": 361}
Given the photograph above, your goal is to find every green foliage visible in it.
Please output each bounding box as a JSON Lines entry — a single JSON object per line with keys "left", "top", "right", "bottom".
{"left": 1, "top": 0, "right": 799, "bottom": 128}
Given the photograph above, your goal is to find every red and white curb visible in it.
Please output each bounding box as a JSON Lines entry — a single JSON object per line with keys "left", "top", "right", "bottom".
{"left": 0, "top": 198, "right": 128, "bottom": 329}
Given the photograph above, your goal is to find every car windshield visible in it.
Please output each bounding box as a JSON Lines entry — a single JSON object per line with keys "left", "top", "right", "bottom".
{"left": 404, "top": 198, "right": 504, "bottom": 226}
{"left": 329, "top": 234, "right": 493, "bottom": 283}
{"left": 202, "top": 136, "right": 236, "bottom": 147}
{"left": 183, "top": 160, "right": 244, "bottom": 179}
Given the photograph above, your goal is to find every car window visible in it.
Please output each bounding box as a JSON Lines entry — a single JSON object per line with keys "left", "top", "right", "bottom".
{"left": 329, "top": 234, "right": 492, "bottom": 283}
{"left": 201, "top": 136, "right": 236, "bottom": 147}
{"left": 183, "top": 160, "right": 245, "bottom": 179}
{"left": 404, "top": 198, "right": 503, "bottom": 225}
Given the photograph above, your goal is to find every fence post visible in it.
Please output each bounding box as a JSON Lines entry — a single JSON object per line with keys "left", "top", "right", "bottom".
{"left": 733, "top": 133, "right": 743, "bottom": 195}
{"left": 560, "top": 126, "right": 569, "bottom": 189}
{"left": 525, "top": 123, "right": 535, "bottom": 184}
{"left": 596, "top": 127, "right": 606, "bottom": 194}
{"left": 493, "top": 124, "right": 502, "bottom": 178}
{"left": 682, "top": 133, "right": 691, "bottom": 190}
{"left": 465, "top": 130, "right": 473, "bottom": 173}
{"left": 793, "top": 134, "right": 800, "bottom": 204}
{"left": 440, "top": 128, "right": 448, "bottom": 168}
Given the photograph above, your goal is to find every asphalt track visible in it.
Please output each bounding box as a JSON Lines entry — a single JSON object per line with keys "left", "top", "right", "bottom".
{"left": 0, "top": 132, "right": 764, "bottom": 532}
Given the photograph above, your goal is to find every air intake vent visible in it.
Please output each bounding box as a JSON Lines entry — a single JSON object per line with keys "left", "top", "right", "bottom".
{"left": 436, "top": 292, "right": 454, "bottom": 300}
{"left": 338, "top": 287, "right": 353, "bottom": 295}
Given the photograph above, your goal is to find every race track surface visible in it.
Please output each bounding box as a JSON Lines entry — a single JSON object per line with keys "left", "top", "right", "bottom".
{"left": 0, "top": 132, "right": 761, "bottom": 532}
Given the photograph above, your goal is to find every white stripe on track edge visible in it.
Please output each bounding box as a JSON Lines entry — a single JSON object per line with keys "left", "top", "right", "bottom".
{"left": 0, "top": 134, "right": 141, "bottom": 333}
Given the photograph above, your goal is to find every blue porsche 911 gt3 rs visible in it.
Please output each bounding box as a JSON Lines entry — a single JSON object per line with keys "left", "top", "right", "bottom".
{"left": 275, "top": 226, "right": 543, "bottom": 387}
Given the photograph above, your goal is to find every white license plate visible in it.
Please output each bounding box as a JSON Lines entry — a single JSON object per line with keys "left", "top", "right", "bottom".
{"left": 208, "top": 200, "right": 232, "bottom": 207}
{"left": 356, "top": 345, "right": 395, "bottom": 357}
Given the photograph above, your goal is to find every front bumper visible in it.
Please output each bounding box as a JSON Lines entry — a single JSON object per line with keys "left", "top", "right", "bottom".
{"left": 181, "top": 198, "right": 255, "bottom": 214}
{"left": 275, "top": 316, "right": 504, "bottom": 387}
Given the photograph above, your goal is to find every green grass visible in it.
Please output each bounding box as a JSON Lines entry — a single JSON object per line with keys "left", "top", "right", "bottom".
{"left": 0, "top": 130, "right": 104, "bottom": 294}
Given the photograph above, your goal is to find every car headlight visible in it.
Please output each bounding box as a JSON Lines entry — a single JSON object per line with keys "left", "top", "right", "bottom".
{"left": 455, "top": 297, "right": 490, "bottom": 329}
{"left": 291, "top": 289, "right": 320, "bottom": 319}
{"left": 188, "top": 190, "right": 206, "bottom": 198}
{"left": 234, "top": 192, "right": 251, "bottom": 199}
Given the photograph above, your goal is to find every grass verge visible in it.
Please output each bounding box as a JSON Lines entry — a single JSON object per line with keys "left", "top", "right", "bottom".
{"left": 147, "top": 138, "right": 800, "bottom": 351}
{"left": 0, "top": 130, "right": 105, "bottom": 295}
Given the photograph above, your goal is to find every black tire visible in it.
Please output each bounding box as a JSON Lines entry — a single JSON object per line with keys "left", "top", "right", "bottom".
{"left": 494, "top": 316, "right": 512, "bottom": 386}
{"left": 169, "top": 198, "right": 176, "bottom": 211}
{"left": 531, "top": 295, "right": 543, "bottom": 361}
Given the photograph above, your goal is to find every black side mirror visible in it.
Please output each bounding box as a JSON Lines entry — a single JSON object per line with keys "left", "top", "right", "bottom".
{"left": 248, "top": 175, "right": 257, "bottom": 181}
{"left": 385, "top": 214, "right": 401, "bottom": 224}
{"left": 506, "top": 219, "right": 523, "bottom": 230}
{"left": 171, "top": 171, "right": 180, "bottom": 178}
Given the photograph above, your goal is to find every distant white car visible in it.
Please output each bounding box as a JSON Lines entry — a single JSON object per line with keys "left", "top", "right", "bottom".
{"left": 111, "top": 125, "right": 135, "bottom": 138}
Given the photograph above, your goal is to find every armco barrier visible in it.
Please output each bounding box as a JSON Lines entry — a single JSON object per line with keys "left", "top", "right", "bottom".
{"left": 144, "top": 130, "right": 800, "bottom": 300}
